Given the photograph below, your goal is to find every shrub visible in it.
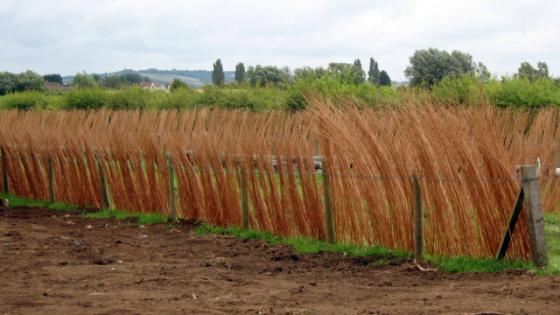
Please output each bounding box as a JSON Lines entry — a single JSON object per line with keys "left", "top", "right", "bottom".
{"left": 0, "top": 91, "right": 48, "bottom": 110}
{"left": 495, "top": 77, "right": 560, "bottom": 108}
{"left": 63, "top": 88, "right": 109, "bottom": 109}
{"left": 432, "top": 75, "right": 484, "bottom": 105}
{"left": 109, "top": 87, "right": 152, "bottom": 109}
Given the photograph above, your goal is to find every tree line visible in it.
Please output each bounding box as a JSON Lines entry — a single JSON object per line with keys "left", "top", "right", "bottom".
{"left": 209, "top": 57, "right": 392, "bottom": 87}
{"left": 0, "top": 47, "right": 557, "bottom": 96}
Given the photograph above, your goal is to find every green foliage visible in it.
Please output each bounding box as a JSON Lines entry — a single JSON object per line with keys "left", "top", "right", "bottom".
{"left": 246, "top": 65, "right": 290, "bottom": 87}
{"left": 405, "top": 48, "right": 478, "bottom": 86}
{"left": 234, "top": 62, "right": 246, "bottom": 84}
{"left": 517, "top": 61, "right": 550, "bottom": 81}
{"left": 152, "top": 88, "right": 198, "bottom": 109}
{"left": 212, "top": 59, "right": 225, "bottom": 86}
{"left": 0, "top": 71, "right": 46, "bottom": 95}
{"left": 63, "top": 88, "right": 109, "bottom": 109}
{"left": 432, "top": 75, "right": 483, "bottom": 105}
{"left": 169, "top": 78, "right": 189, "bottom": 92}
{"left": 0, "top": 91, "right": 49, "bottom": 110}
{"left": 379, "top": 70, "right": 391, "bottom": 86}
{"left": 43, "top": 74, "right": 63, "bottom": 85}
{"left": 294, "top": 67, "right": 327, "bottom": 81}
{"left": 0, "top": 72, "right": 17, "bottom": 95}
{"left": 109, "top": 87, "right": 152, "bottom": 109}
{"left": 72, "top": 72, "right": 99, "bottom": 88}
{"left": 352, "top": 59, "right": 366, "bottom": 84}
{"left": 327, "top": 62, "right": 366, "bottom": 85}
{"left": 495, "top": 77, "right": 560, "bottom": 108}
{"left": 368, "top": 58, "right": 380, "bottom": 85}
{"left": 2, "top": 72, "right": 559, "bottom": 111}
{"left": 102, "top": 72, "right": 148, "bottom": 89}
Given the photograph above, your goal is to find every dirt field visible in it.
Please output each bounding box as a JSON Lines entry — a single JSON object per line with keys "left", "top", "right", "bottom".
{"left": 1, "top": 207, "right": 559, "bottom": 315}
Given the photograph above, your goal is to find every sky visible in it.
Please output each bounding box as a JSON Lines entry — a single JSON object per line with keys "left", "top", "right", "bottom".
{"left": 1, "top": 0, "right": 559, "bottom": 81}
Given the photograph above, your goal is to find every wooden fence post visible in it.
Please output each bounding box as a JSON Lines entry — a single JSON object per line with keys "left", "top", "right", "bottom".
{"left": 96, "top": 155, "right": 110, "bottom": 209}
{"left": 240, "top": 159, "right": 249, "bottom": 230}
{"left": 412, "top": 173, "right": 424, "bottom": 262}
{"left": 323, "top": 158, "right": 335, "bottom": 243}
{"left": 1, "top": 147, "right": 9, "bottom": 194}
{"left": 166, "top": 152, "right": 177, "bottom": 221}
{"left": 47, "top": 157, "right": 55, "bottom": 203}
{"left": 520, "top": 165, "right": 548, "bottom": 267}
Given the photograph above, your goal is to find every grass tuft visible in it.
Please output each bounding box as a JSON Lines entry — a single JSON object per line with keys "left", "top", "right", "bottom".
{"left": 80, "top": 208, "right": 167, "bottom": 225}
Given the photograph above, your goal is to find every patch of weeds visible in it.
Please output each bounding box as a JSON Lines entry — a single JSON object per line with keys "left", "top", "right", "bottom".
{"left": 81, "top": 208, "right": 167, "bottom": 226}
{"left": 195, "top": 223, "right": 408, "bottom": 260}
{"left": 425, "top": 255, "right": 533, "bottom": 273}
{"left": 46, "top": 202, "right": 79, "bottom": 212}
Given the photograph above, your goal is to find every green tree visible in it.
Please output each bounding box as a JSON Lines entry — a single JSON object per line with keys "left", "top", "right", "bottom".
{"left": 234, "top": 63, "right": 246, "bottom": 84}
{"left": 170, "top": 78, "right": 188, "bottom": 91}
{"left": 294, "top": 67, "right": 327, "bottom": 81}
{"left": 15, "top": 71, "right": 46, "bottom": 92}
{"left": 0, "top": 72, "right": 17, "bottom": 95}
{"left": 212, "top": 59, "right": 225, "bottom": 86}
{"left": 246, "top": 65, "right": 290, "bottom": 87}
{"left": 368, "top": 58, "right": 380, "bottom": 85}
{"left": 327, "top": 62, "right": 365, "bottom": 85}
{"left": 379, "top": 70, "right": 391, "bottom": 86}
{"left": 1, "top": 71, "right": 46, "bottom": 95}
{"left": 405, "top": 48, "right": 478, "bottom": 86}
{"left": 517, "top": 61, "right": 550, "bottom": 81}
{"left": 352, "top": 59, "right": 365, "bottom": 84}
{"left": 43, "top": 74, "right": 63, "bottom": 85}
{"left": 72, "top": 72, "right": 98, "bottom": 88}
{"left": 475, "top": 62, "right": 492, "bottom": 81}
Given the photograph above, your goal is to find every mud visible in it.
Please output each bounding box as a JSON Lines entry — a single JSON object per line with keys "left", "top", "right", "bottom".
{"left": 1, "top": 206, "right": 559, "bottom": 314}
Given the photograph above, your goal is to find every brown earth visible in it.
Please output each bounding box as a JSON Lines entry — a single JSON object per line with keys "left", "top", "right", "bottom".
{"left": 0, "top": 206, "right": 559, "bottom": 315}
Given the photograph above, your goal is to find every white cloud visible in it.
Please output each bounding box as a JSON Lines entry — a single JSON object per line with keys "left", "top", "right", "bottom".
{"left": 0, "top": 0, "right": 558, "bottom": 80}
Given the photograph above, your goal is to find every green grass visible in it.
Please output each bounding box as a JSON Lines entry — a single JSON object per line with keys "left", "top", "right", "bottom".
{"left": 80, "top": 208, "right": 168, "bottom": 225}
{"left": 196, "top": 223, "right": 408, "bottom": 260}
{"left": 425, "top": 255, "right": 532, "bottom": 273}
{"left": 0, "top": 193, "right": 167, "bottom": 225}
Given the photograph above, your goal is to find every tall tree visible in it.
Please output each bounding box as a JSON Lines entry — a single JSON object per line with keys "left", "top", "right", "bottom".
{"left": 517, "top": 61, "right": 550, "bottom": 80}
{"left": 234, "top": 62, "right": 246, "bottom": 84}
{"left": 246, "top": 65, "right": 290, "bottom": 87}
{"left": 212, "top": 59, "right": 225, "bottom": 86}
{"left": 405, "top": 48, "right": 478, "bottom": 86}
{"left": 379, "top": 70, "right": 391, "bottom": 86}
{"left": 368, "top": 58, "right": 380, "bottom": 85}
{"left": 72, "top": 72, "right": 98, "bottom": 88}
{"left": 475, "top": 62, "right": 491, "bottom": 81}
{"left": 43, "top": 74, "right": 63, "bottom": 85}
{"left": 352, "top": 59, "right": 365, "bottom": 84}
{"left": 327, "top": 62, "right": 365, "bottom": 85}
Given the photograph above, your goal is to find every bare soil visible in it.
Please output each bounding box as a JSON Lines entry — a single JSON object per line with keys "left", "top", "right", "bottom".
{"left": 1, "top": 206, "right": 559, "bottom": 315}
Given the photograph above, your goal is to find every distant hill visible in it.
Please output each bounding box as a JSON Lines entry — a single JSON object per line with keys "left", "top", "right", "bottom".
{"left": 63, "top": 69, "right": 235, "bottom": 87}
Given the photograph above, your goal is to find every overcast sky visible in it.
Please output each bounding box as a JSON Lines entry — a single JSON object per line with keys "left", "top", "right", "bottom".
{"left": 1, "top": 0, "right": 558, "bottom": 80}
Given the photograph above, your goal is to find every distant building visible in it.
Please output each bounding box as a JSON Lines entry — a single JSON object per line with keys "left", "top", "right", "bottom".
{"left": 139, "top": 81, "right": 169, "bottom": 91}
